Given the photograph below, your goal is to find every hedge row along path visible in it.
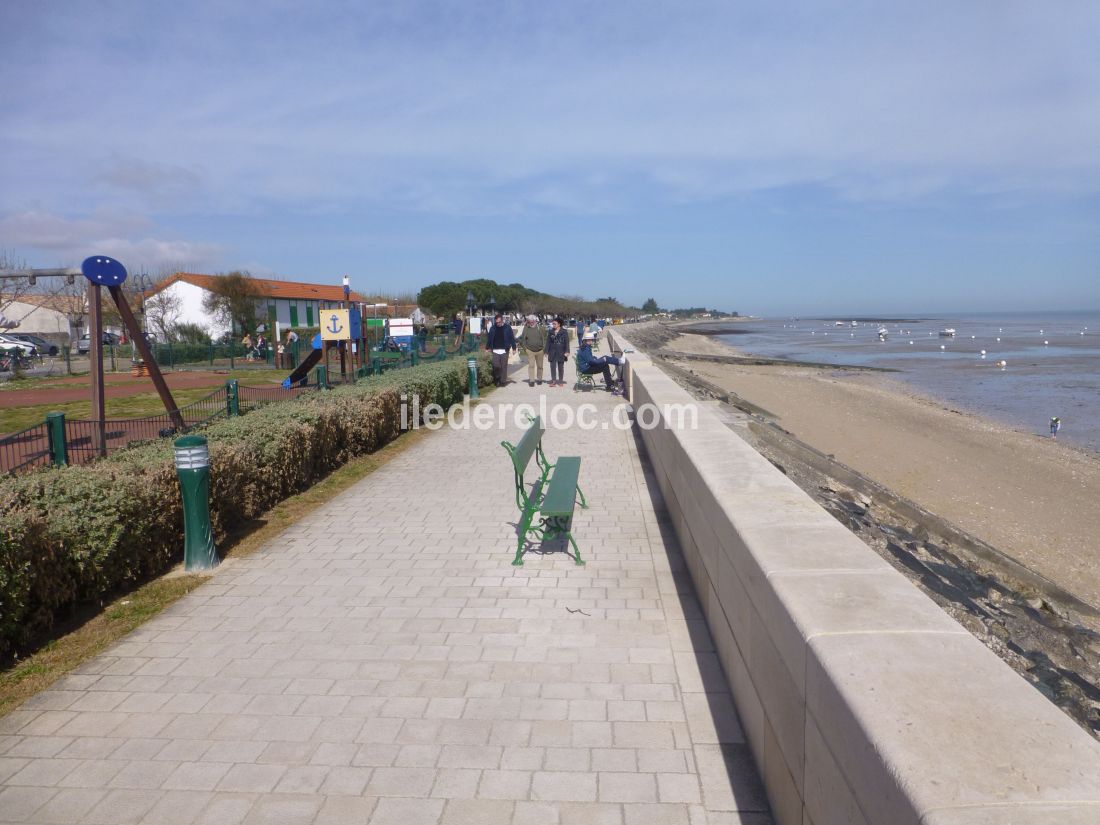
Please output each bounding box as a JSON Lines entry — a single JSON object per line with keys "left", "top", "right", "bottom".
{"left": 0, "top": 364, "right": 770, "bottom": 825}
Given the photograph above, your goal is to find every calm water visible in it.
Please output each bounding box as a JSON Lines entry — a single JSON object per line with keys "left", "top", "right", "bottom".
{"left": 711, "top": 311, "right": 1100, "bottom": 453}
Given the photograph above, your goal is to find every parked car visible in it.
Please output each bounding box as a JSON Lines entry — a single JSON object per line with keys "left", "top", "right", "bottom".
{"left": 9, "top": 333, "right": 59, "bottom": 357}
{"left": 0, "top": 333, "right": 38, "bottom": 357}
{"left": 77, "top": 331, "right": 120, "bottom": 355}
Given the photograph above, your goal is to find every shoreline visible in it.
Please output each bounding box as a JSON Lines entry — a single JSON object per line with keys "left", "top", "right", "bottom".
{"left": 625, "top": 321, "right": 1100, "bottom": 611}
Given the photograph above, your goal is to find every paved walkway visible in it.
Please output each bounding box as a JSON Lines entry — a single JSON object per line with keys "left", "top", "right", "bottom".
{"left": 0, "top": 367, "right": 770, "bottom": 825}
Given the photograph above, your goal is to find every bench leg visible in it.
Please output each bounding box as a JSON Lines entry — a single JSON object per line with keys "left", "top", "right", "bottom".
{"left": 566, "top": 532, "right": 585, "bottom": 566}
{"left": 514, "top": 508, "right": 533, "bottom": 566}
{"left": 576, "top": 483, "right": 588, "bottom": 509}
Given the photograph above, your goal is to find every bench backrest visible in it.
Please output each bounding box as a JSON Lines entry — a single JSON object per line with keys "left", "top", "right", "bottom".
{"left": 506, "top": 415, "right": 545, "bottom": 476}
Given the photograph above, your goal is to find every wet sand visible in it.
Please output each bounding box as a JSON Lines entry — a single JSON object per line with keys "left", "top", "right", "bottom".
{"left": 632, "top": 322, "right": 1100, "bottom": 610}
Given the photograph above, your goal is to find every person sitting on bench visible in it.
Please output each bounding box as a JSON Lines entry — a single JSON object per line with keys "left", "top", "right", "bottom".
{"left": 576, "top": 333, "right": 624, "bottom": 394}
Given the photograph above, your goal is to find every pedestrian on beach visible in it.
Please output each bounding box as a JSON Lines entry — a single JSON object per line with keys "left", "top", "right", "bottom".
{"left": 1050, "top": 417, "right": 1061, "bottom": 439}
{"left": 546, "top": 317, "right": 569, "bottom": 387}
{"left": 485, "top": 312, "right": 516, "bottom": 387}
{"left": 517, "top": 314, "right": 547, "bottom": 386}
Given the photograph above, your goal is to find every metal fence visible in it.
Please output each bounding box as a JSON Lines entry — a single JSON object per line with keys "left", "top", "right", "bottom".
{"left": 2, "top": 338, "right": 481, "bottom": 475}
{"left": 0, "top": 421, "right": 52, "bottom": 474}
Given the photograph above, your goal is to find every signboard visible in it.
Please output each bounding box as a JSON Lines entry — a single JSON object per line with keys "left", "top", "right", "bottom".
{"left": 469, "top": 317, "right": 483, "bottom": 334}
{"left": 320, "top": 308, "right": 362, "bottom": 341}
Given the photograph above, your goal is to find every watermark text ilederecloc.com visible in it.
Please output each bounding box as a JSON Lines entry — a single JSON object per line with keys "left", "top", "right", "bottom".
{"left": 400, "top": 395, "right": 699, "bottom": 432}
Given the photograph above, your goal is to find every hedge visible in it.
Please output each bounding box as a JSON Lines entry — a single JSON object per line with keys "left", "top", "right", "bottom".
{"left": 0, "top": 353, "right": 493, "bottom": 659}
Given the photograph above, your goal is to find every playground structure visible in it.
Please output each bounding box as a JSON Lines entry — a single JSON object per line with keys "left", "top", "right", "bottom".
{"left": 1, "top": 256, "right": 184, "bottom": 455}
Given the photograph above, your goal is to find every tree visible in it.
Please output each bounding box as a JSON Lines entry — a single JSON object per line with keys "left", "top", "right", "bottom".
{"left": 143, "top": 287, "right": 182, "bottom": 341}
{"left": 201, "top": 271, "right": 262, "bottom": 334}
{"left": 173, "top": 321, "right": 210, "bottom": 344}
{"left": 0, "top": 248, "right": 31, "bottom": 330}
{"left": 642, "top": 298, "right": 660, "bottom": 313}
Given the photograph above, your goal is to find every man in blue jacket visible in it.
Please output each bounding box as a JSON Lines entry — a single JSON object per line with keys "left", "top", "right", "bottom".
{"left": 576, "top": 332, "right": 624, "bottom": 394}
{"left": 485, "top": 313, "right": 517, "bottom": 386}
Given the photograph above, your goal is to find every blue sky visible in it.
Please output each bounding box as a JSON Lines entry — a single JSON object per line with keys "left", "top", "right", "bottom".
{"left": 2, "top": 0, "right": 1099, "bottom": 315}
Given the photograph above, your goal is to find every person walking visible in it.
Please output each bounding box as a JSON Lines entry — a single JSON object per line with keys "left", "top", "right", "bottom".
{"left": 485, "top": 312, "right": 516, "bottom": 386}
{"left": 517, "top": 314, "right": 548, "bottom": 386}
{"left": 1050, "top": 417, "right": 1061, "bottom": 439}
{"left": 546, "top": 317, "right": 569, "bottom": 387}
{"left": 452, "top": 313, "right": 464, "bottom": 346}
{"left": 285, "top": 329, "right": 299, "bottom": 368}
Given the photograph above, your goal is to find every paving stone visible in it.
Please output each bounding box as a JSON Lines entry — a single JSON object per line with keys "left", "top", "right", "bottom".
{"left": 0, "top": 381, "right": 767, "bottom": 824}
{"left": 33, "top": 786, "right": 107, "bottom": 823}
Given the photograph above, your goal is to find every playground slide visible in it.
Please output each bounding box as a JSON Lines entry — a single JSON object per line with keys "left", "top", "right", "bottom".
{"left": 281, "top": 334, "right": 324, "bottom": 388}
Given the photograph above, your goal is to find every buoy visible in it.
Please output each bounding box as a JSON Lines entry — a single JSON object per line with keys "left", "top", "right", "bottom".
{"left": 980, "top": 350, "right": 986, "bottom": 355}
{"left": 998, "top": 360, "right": 1007, "bottom": 369}
{"left": 1044, "top": 340, "right": 1049, "bottom": 345}
{"left": 909, "top": 340, "right": 914, "bottom": 345}
{"left": 970, "top": 335, "right": 976, "bottom": 339}
{"left": 940, "top": 344, "right": 946, "bottom": 350}
{"left": 996, "top": 337, "right": 1000, "bottom": 342}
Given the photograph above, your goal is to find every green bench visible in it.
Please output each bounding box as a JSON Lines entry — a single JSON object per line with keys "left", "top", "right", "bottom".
{"left": 501, "top": 416, "right": 588, "bottom": 566}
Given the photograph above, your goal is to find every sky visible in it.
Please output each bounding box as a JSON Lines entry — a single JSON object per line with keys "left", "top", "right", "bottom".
{"left": 2, "top": 0, "right": 1099, "bottom": 316}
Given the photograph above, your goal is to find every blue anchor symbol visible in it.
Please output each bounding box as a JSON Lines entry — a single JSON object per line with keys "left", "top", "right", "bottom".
{"left": 327, "top": 314, "right": 343, "bottom": 335}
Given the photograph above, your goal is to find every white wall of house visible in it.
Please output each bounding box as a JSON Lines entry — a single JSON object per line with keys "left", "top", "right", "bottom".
{"left": 166, "top": 280, "right": 223, "bottom": 336}
{"left": 1, "top": 300, "right": 72, "bottom": 336}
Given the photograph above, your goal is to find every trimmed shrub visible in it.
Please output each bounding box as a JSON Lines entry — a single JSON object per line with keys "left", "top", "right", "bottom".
{"left": 0, "top": 353, "right": 493, "bottom": 659}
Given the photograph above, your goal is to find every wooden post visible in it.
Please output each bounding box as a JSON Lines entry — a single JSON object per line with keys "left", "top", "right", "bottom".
{"left": 108, "top": 285, "right": 185, "bottom": 431}
{"left": 87, "top": 281, "right": 107, "bottom": 456}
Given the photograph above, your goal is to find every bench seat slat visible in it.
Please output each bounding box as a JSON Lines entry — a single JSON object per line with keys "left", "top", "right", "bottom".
{"left": 541, "top": 456, "right": 581, "bottom": 515}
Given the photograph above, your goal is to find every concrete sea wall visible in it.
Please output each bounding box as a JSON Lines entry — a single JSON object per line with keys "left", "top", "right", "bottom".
{"left": 606, "top": 327, "right": 1100, "bottom": 825}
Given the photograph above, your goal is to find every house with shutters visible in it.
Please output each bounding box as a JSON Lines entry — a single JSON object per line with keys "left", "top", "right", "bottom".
{"left": 146, "top": 272, "right": 418, "bottom": 338}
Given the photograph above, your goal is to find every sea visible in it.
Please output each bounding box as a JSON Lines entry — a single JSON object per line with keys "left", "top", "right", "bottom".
{"left": 705, "top": 310, "right": 1100, "bottom": 454}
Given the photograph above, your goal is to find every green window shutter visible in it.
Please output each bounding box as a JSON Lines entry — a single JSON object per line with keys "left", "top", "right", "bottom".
{"left": 306, "top": 304, "right": 314, "bottom": 326}
{"left": 289, "top": 304, "right": 299, "bottom": 327}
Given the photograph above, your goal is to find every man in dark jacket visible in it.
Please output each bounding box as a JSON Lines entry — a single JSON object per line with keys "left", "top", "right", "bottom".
{"left": 485, "top": 313, "right": 517, "bottom": 386}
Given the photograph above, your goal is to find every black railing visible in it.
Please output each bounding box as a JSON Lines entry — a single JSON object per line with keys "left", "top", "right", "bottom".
{"left": 0, "top": 422, "right": 51, "bottom": 475}
{"left": 1, "top": 340, "right": 480, "bottom": 474}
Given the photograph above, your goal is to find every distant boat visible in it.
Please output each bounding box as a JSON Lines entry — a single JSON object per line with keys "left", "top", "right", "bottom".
{"left": 834, "top": 321, "right": 845, "bottom": 327}
{"left": 850, "top": 321, "right": 858, "bottom": 327}
{"left": 877, "top": 326, "right": 889, "bottom": 341}
{"left": 939, "top": 328, "right": 956, "bottom": 337}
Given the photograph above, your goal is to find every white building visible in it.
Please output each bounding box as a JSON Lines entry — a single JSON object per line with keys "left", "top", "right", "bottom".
{"left": 0, "top": 294, "right": 87, "bottom": 344}
{"left": 147, "top": 273, "right": 376, "bottom": 338}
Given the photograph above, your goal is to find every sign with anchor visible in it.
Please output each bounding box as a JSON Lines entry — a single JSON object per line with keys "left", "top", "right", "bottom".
{"left": 319, "top": 307, "right": 362, "bottom": 341}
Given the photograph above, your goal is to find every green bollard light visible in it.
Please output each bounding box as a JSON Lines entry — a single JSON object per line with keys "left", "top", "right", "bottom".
{"left": 225, "top": 379, "right": 240, "bottom": 417}
{"left": 46, "top": 411, "right": 67, "bottom": 467}
{"left": 174, "top": 435, "right": 219, "bottom": 572}
{"left": 467, "top": 357, "right": 479, "bottom": 399}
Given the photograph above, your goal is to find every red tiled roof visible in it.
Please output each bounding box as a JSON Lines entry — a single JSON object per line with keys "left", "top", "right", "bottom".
{"left": 153, "top": 272, "right": 368, "bottom": 303}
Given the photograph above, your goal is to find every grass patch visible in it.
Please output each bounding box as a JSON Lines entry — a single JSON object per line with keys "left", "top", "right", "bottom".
{"left": 0, "top": 369, "right": 289, "bottom": 433}
{"left": 0, "top": 415, "right": 447, "bottom": 717}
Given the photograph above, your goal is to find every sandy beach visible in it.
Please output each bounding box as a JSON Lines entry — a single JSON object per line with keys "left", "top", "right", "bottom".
{"left": 634, "top": 322, "right": 1100, "bottom": 610}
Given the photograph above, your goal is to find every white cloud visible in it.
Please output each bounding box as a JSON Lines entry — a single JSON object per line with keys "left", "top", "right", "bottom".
{"left": 0, "top": 209, "right": 223, "bottom": 272}
{"left": 2, "top": 0, "right": 1100, "bottom": 218}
